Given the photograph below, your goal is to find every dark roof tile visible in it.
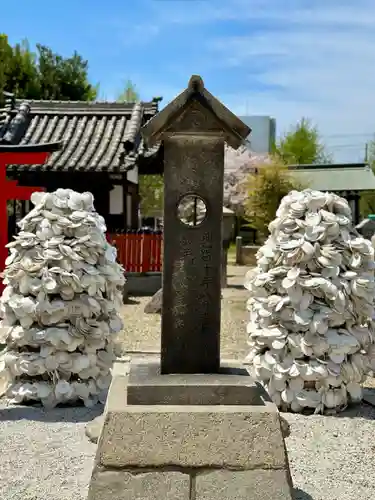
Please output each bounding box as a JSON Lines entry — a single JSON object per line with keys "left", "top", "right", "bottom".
{"left": 0, "top": 95, "right": 161, "bottom": 173}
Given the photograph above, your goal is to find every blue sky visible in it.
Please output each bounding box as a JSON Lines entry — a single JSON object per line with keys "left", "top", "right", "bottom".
{"left": 3, "top": 0, "right": 375, "bottom": 161}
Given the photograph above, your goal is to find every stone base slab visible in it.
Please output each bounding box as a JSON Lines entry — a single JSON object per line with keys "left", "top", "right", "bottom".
{"left": 194, "top": 468, "right": 293, "bottom": 500}
{"left": 88, "top": 469, "right": 190, "bottom": 500}
{"left": 87, "top": 365, "right": 293, "bottom": 499}
{"left": 97, "top": 404, "right": 288, "bottom": 469}
{"left": 127, "top": 360, "right": 266, "bottom": 405}
{"left": 88, "top": 467, "right": 292, "bottom": 500}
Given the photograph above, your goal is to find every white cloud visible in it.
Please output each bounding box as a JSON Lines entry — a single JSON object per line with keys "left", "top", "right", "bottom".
{"left": 153, "top": 0, "right": 375, "bottom": 28}
{"left": 108, "top": 0, "right": 375, "bottom": 161}
{"left": 176, "top": 0, "right": 375, "bottom": 160}
{"left": 196, "top": 0, "right": 375, "bottom": 161}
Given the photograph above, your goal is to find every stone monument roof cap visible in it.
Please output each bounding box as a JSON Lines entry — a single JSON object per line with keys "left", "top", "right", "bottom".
{"left": 141, "top": 74, "right": 251, "bottom": 150}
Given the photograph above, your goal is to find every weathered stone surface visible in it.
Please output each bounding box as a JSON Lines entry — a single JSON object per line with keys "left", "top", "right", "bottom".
{"left": 85, "top": 359, "right": 131, "bottom": 443}
{"left": 97, "top": 403, "right": 288, "bottom": 469}
{"left": 88, "top": 468, "right": 190, "bottom": 500}
{"left": 195, "top": 469, "right": 293, "bottom": 500}
{"left": 127, "top": 361, "right": 266, "bottom": 406}
{"left": 144, "top": 288, "right": 162, "bottom": 314}
{"left": 161, "top": 135, "right": 223, "bottom": 374}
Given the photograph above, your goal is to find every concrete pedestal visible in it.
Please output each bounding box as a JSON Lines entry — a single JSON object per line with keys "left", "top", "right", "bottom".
{"left": 87, "top": 361, "right": 294, "bottom": 500}
{"left": 127, "top": 360, "right": 265, "bottom": 405}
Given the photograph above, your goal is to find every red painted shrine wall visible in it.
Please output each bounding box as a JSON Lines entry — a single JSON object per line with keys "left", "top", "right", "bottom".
{"left": 0, "top": 151, "right": 48, "bottom": 294}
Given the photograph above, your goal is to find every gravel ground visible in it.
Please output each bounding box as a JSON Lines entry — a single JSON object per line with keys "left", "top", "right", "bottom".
{"left": 1, "top": 265, "right": 375, "bottom": 500}
{"left": 118, "top": 265, "right": 249, "bottom": 359}
{"left": 0, "top": 401, "right": 100, "bottom": 500}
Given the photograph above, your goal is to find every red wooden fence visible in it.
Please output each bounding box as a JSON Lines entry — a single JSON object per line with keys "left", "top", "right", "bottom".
{"left": 109, "top": 232, "right": 163, "bottom": 273}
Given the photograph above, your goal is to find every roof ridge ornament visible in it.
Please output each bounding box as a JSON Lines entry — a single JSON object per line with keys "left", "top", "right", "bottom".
{"left": 188, "top": 75, "right": 204, "bottom": 93}
{"left": 1, "top": 102, "right": 31, "bottom": 145}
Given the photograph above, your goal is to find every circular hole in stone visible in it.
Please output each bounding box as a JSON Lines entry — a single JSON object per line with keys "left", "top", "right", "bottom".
{"left": 177, "top": 194, "right": 207, "bottom": 227}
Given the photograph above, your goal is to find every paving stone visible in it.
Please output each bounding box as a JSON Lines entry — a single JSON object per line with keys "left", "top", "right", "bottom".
{"left": 88, "top": 469, "right": 190, "bottom": 500}
{"left": 195, "top": 469, "right": 293, "bottom": 500}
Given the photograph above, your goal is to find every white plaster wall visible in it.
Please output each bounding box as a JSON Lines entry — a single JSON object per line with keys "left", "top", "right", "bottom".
{"left": 109, "top": 185, "right": 123, "bottom": 214}
{"left": 127, "top": 165, "right": 138, "bottom": 184}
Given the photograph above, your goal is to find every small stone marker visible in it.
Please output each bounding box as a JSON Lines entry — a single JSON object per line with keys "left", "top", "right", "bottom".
{"left": 144, "top": 288, "right": 163, "bottom": 314}
{"left": 356, "top": 217, "right": 375, "bottom": 240}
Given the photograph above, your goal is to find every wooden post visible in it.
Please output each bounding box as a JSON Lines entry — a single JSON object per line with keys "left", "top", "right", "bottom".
{"left": 235, "top": 236, "right": 243, "bottom": 265}
{"left": 221, "top": 245, "right": 228, "bottom": 288}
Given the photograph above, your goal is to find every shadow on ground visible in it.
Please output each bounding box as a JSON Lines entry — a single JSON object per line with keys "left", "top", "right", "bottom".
{"left": 294, "top": 488, "right": 314, "bottom": 499}
{"left": 282, "top": 401, "right": 375, "bottom": 421}
{"left": 0, "top": 402, "right": 103, "bottom": 423}
{"left": 333, "top": 401, "right": 375, "bottom": 420}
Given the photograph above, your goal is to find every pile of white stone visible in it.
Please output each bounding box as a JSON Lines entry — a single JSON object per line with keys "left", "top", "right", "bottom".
{"left": 0, "top": 189, "right": 125, "bottom": 408}
{"left": 245, "top": 189, "right": 375, "bottom": 414}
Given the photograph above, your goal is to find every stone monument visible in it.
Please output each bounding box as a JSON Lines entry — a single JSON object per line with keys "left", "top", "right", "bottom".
{"left": 87, "top": 76, "right": 293, "bottom": 500}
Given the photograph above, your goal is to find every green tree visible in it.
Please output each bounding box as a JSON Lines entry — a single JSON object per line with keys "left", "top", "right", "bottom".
{"left": 243, "top": 156, "right": 306, "bottom": 239}
{"left": 34, "top": 44, "right": 60, "bottom": 99}
{"left": 275, "top": 117, "right": 331, "bottom": 165}
{"left": 139, "top": 174, "right": 164, "bottom": 217}
{"left": 0, "top": 35, "right": 39, "bottom": 100}
{"left": 0, "top": 34, "right": 98, "bottom": 101}
{"left": 117, "top": 80, "right": 139, "bottom": 103}
{"left": 36, "top": 44, "right": 97, "bottom": 101}
{"left": 8, "top": 40, "right": 40, "bottom": 99}
{"left": 0, "top": 35, "right": 13, "bottom": 98}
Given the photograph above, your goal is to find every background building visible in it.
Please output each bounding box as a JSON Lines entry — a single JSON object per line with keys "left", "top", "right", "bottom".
{"left": 238, "top": 115, "right": 276, "bottom": 153}
{"left": 0, "top": 94, "right": 162, "bottom": 237}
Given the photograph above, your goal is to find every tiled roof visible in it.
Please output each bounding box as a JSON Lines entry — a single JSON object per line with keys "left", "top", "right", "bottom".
{"left": 288, "top": 163, "right": 375, "bottom": 192}
{"left": 0, "top": 93, "right": 161, "bottom": 172}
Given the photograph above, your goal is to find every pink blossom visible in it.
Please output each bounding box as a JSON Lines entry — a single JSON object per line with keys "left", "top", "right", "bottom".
{"left": 224, "top": 145, "right": 270, "bottom": 212}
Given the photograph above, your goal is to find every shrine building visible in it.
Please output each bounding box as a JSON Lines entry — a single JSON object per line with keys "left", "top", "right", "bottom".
{"left": 289, "top": 162, "right": 375, "bottom": 225}
{"left": 0, "top": 92, "right": 163, "bottom": 238}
